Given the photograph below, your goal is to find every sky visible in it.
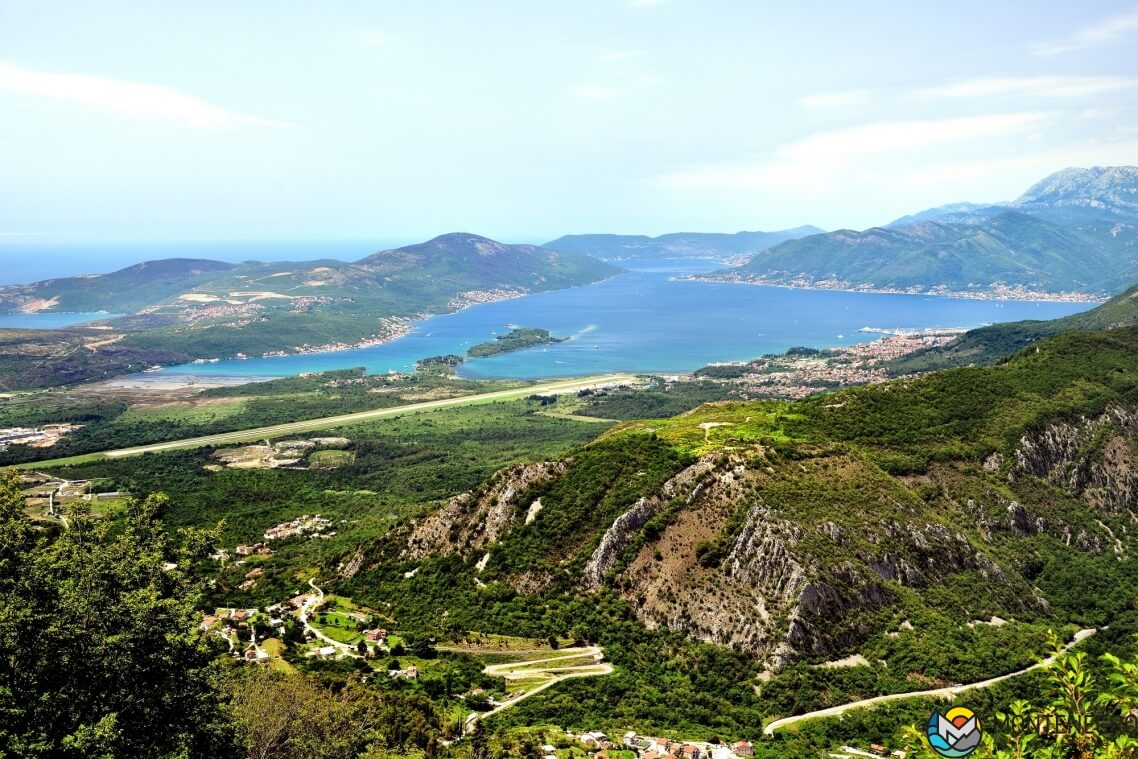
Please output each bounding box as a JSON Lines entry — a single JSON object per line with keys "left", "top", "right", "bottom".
{"left": 2, "top": 1, "right": 1137, "bottom": 244}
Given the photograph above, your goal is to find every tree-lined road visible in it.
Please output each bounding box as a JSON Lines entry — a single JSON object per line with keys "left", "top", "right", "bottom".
{"left": 23, "top": 373, "right": 638, "bottom": 468}
{"left": 763, "top": 628, "right": 1097, "bottom": 736}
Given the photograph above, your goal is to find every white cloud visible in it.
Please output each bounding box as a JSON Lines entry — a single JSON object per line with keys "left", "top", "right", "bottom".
{"left": 918, "top": 75, "right": 1138, "bottom": 99}
{"left": 657, "top": 113, "right": 1049, "bottom": 191}
{"left": 799, "top": 89, "right": 871, "bottom": 109}
{"left": 1032, "top": 9, "right": 1138, "bottom": 55}
{"left": 0, "top": 62, "right": 293, "bottom": 129}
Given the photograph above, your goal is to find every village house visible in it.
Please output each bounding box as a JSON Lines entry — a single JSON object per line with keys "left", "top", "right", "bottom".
{"left": 732, "top": 742, "right": 753, "bottom": 757}
{"left": 579, "top": 732, "right": 607, "bottom": 747}
{"left": 710, "top": 747, "right": 733, "bottom": 759}
{"left": 245, "top": 567, "right": 264, "bottom": 580}
{"left": 243, "top": 648, "right": 269, "bottom": 664}
{"left": 365, "top": 628, "right": 388, "bottom": 642}
{"left": 315, "top": 646, "right": 337, "bottom": 659}
{"left": 200, "top": 615, "right": 219, "bottom": 631}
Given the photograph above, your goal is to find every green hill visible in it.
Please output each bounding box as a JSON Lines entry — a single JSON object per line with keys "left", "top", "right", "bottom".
{"left": 705, "top": 167, "right": 1138, "bottom": 296}
{"left": 0, "top": 234, "right": 619, "bottom": 386}
{"left": 0, "top": 258, "right": 236, "bottom": 313}
{"left": 721, "top": 210, "right": 1132, "bottom": 295}
{"left": 890, "top": 280, "right": 1138, "bottom": 374}
{"left": 341, "top": 325, "right": 1138, "bottom": 711}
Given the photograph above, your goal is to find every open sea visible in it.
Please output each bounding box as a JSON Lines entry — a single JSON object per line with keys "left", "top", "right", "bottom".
{"left": 123, "top": 258, "right": 1094, "bottom": 382}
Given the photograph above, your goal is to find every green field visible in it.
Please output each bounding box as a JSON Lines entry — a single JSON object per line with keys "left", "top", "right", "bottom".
{"left": 18, "top": 374, "right": 637, "bottom": 468}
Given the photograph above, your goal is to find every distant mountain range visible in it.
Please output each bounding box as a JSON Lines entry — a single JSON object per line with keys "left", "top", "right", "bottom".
{"left": 544, "top": 227, "right": 824, "bottom": 261}
{"left": 0, "top": 234, "right": 617, "bottom": 317}
{"left": 707, "top": 166, "right": 1138, "bottom": 297}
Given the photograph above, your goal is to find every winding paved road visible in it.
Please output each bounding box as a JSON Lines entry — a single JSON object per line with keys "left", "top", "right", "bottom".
{"left": 23, "top": 373, "right": 638, "bottom": 468}
{"left": 763, "top": 628, "right": 1096, "bottom": 736}
{"left": 297, "top": 578, "right": 358, "bottom": 654}
{"left": 464, "top": 646, "right": 613, "bottom": 733}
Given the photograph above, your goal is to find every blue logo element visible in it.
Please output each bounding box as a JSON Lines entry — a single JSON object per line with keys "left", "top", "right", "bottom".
{"left": 927, "top": 707, "right": 981, "bottom": 757}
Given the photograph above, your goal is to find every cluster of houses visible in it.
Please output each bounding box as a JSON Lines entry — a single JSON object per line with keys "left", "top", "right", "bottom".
{"left": 239, "top": 566, "right": 264, "bottom": 590}
{"left": 234, "top": 542, "right": 273, "bottom": 556}
{"left": 0, "top": 423, "right": 81, "bottom": 451}
{"left": 264, "top": 514, "right": 332, "bottom": 541}
{"left": 201, "top": 607, "right": 258, "bottom": 631}
{"left": 568, "top": 732, "right": 754, "bottom": 759}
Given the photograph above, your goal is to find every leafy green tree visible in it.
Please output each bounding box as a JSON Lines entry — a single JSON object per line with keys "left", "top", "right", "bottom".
{"left": 900, "top": 633, "right": 1138, "bottom": 758}
{"left": 470, "top": 721, "right": 491, "bottom": 759}
{"left": 0, "top": 469, "right": 234, "bottom": 757}
{"left": 228, "top": 667, "right": 440, "bottom": 759}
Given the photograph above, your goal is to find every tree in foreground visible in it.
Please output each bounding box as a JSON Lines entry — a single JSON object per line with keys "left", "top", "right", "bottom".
{"left": 0, "top": 469, "right": 234, "bottom": 757}
{"left": 901, "top": 632, "right": 1138, "bottom": 758}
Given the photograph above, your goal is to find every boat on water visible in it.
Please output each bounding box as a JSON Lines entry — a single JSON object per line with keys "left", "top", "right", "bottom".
{"left": 143, "top": 365, "right": 163, "bottom": 373}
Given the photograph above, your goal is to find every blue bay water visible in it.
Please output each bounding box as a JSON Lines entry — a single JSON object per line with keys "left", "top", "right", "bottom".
{"left": 0, "top": 312, "right": 124, "bottom": 328}
{"left": 145, "top": 259, "right": 1094, "bottom": 383}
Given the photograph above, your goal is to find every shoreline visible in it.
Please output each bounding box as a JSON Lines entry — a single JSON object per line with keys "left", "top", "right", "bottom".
{"left": 682, "top": 275, "right": 1108, "bottom": 304}
{"left": 166, "top": 279, "right": 612, "bottom": 366}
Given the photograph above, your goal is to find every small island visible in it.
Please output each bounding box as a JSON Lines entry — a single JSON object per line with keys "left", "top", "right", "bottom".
{"left": 467, "top": 327, "right": 565, "bottom": 357}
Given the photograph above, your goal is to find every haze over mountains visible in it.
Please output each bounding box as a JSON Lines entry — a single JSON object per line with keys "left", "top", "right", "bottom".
{"left": 544, "top": 227, "right": 824, "bottom": 262}
{"left": 5, "top": 166, "right": 1136, "bottom": 303}
{"left": 705, "top": 166, "right": 1138, "bottom": 297}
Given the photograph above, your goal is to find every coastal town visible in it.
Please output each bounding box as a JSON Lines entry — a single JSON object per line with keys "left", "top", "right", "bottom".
{"left": 697, "top": 328, "right": 965, "bottom": 399}
{"left": 687, "top": 271, "right": 1107, "bottom": 303}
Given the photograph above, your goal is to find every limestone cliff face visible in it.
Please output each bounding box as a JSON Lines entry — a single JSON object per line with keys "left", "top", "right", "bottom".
{"left": 583, "top": 455, "right": 720, "bottom": 588}
{"left": 401, "top": 460, "right": 567, "bottom": 560}
{"left": 1012, "top": 405, "right": 1138, "bottom": 515}
{"left": 349, "top": 400, "right": 1136, "bottom": 666}
{"left": 607, "top": 453, "right": 1050, "bottom": 666}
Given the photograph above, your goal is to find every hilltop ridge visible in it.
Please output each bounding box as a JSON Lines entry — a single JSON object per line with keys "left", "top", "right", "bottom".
{"left": 704, "top": 166, "right": 1138, "bottom": 297}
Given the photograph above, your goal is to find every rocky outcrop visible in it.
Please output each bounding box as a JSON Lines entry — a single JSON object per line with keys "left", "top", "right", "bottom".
{"left": 1012, "top": 406, "right": 1138, "bottom": 515}
{"left": 401, "top": 460, "right": 567, "bottom": 560}
{"left": 583, "top": 455, "right": 720, "bottom": 588}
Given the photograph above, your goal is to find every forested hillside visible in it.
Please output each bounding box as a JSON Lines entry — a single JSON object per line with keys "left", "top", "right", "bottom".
{"left": 890, "top": 280, "right": 1138, "bottom": 374}
{"left": 0, "top": 234, "right": 619, "bottom": 388}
